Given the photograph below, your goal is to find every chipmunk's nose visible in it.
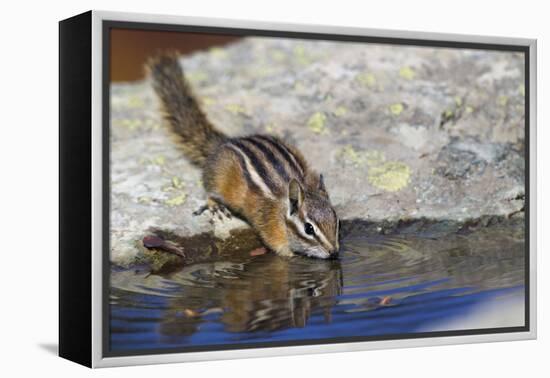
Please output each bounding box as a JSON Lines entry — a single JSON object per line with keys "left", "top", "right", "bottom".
{"left": 328, "top": 247, "right": 340, "bottom": 259}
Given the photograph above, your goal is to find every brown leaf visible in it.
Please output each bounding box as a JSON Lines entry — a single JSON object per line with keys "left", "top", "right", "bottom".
{"left": 380, "top": 296, "right": 392, "bottom": 305}
{"left": 250, "top": 247, "right": 267, "bottom": 256}
{"left": 143, "top": 235, "right": 164, "bottom": 248}
{"left": 183, "top": 309, "right": 199, "bottom": 317}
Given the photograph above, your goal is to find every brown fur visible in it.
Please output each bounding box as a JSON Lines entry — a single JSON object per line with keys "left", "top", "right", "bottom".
{"left": 204, "top": 144, "right": 292, "bottom": 255}
{"left": 149, "top": 54, "right": 339, "bottom": 258}
{"left": 147, "top": 53, "right": 226, "bottom": 168}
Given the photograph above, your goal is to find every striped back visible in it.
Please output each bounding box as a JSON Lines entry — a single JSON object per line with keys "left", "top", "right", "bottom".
{"left": 225, "top": 135, "right": 307, "bottom": 199}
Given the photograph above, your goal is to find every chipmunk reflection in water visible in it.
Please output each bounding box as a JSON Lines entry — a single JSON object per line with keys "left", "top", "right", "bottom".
{"left": 158, "top": 254, "right": 342, "bottom": 340}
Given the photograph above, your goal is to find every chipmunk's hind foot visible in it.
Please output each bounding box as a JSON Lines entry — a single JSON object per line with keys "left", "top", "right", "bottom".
{"left": 193, "top": 197, "right": 233, "bottom": 223}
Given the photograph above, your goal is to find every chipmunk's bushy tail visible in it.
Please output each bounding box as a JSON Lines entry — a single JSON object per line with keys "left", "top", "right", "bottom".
{"left": 147, "top": 53, "right": 226, "bottom": 168}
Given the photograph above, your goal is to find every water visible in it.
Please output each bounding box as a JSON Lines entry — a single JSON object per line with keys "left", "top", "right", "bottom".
{"left": 109, "top": 222, "right": 525, "bottom": 353}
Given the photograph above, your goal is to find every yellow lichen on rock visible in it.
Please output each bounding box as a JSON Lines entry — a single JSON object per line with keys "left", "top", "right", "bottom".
{"left": 113, "top": 118, "right": 141, "bottom": 130}
{"left": 338, "top": 146, "right": 411, "bottom": 192}
{"left": 356, "top": 72, "right": 377, "bottom": 88}
{"left": 399, "top": 66, "right": 416, "bottom": 80}
{"left": 270, "top": 50, "right": 286, "bottom": 62}
{"left": 201, "top": 97, "right": 216, "bottom": 106}
{"left": 443, "top": 109, "right": 454, "bottom": 118}
{"left": 172, "top": 176, "right": 183, "bottom": 189}
{"left": 224, "top": 104, "right": 247, "bottom": 115}
{"left": 264, "top": 124, "right": 275, "bottom": 133}
{"left": 186, "top": 71, "right": 209, "bottom": 84}
{"left": 165, "top": 193, "right": 186, "bottom": 207}
{"left": 454, "top": 96, "right": 463, "bottom": 106}
{"left": 127, "top": 96, "right": 144, "bottom": 109}
{"left": 338, "top": 146, "right": 385, "bottom": 168}
{"left": 338, "top": 145, "right": 368, "bottom": 166}
{"left": 307, "top": 112, "right": 327, "bottom": 134}
{"left": 365, "top": 150, "right": 386, "bottom": 166}
{"left": 151, "top": 155, "right": 166, "bottom": 166}
{"left": 209, "top": 47, "right": 228, "bottom": 59}
{"left": 293, "top": 45, "right": 312, "bottom": 66}
{"left": 367, "top": 161, "right": 411, "bottom": 192}
{"left": 498, "top": 95, "right": 509, "bottom": 107}
{"left": 390, "top": 103, "right": 404, "bottom": 116}
{"left": 333, "top": 106, "right": 348, "bottom": 117}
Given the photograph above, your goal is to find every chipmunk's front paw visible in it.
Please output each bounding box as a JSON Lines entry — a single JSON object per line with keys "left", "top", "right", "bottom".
{"left": 193, "top": 198, "right": 233, "bottom": 223}
{"left": 275, "top": 246, "right": 295, "bottom": 258}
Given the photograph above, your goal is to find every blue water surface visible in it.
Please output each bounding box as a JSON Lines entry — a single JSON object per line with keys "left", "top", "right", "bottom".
{"left": 110, "top": 229, "right": 525, "bottom": 352}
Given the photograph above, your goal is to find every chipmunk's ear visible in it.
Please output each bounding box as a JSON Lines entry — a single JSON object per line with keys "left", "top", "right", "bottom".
{"left": 318, "top": 174, "right": 327, "bottom": 194}
{"left": 288, "top": 178, "right": 304, "bottom": 215}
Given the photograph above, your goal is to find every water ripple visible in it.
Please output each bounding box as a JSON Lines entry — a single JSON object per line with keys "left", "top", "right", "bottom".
{"left": 110, "top": 224, "right": 526, "bottom": 352}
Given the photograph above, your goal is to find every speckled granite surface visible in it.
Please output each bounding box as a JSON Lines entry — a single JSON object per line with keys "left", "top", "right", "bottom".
{"left": 110, "top": 37, "right": 525, "bottom": 265}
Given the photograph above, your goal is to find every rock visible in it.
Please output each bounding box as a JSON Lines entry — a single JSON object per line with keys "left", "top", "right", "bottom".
{"left": 110, "top": 38, "right": 525, "bottom": 266}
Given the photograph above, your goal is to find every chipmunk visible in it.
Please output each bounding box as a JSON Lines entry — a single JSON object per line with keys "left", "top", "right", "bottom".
{"left": 148, "top": 54, "right": 340, "bottom": 259}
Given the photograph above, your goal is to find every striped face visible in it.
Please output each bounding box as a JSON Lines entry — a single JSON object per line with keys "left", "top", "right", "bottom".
{"left": 286, "top": 179, "right": 340, "bottom": 259}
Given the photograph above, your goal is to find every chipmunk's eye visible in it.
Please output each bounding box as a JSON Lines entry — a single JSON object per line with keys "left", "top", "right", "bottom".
{"left": 304, "top": 222, "right": 315, "bottom": 236}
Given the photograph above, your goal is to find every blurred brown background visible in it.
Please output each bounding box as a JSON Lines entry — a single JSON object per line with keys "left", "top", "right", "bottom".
{"left": 110, "top": 28, "right": 240, "bottom": 82}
